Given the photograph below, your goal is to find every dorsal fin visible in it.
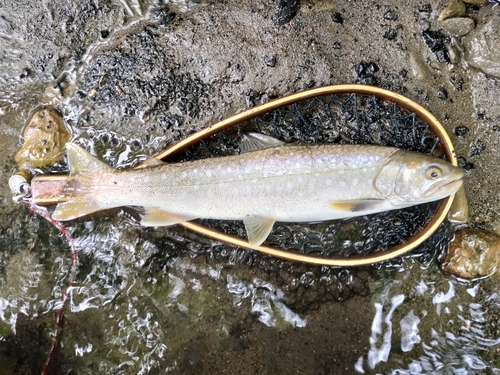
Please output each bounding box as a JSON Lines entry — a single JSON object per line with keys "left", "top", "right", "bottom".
{"left": 65, "top": 143, "right": 112, "bottom": 175}
{"left": 240, "top": 133, "right": 285, "bottom": 154}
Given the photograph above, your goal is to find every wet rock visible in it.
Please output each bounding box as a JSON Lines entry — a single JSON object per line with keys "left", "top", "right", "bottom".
{"left": 454, "top": 125, "right": 469, "bottom": 136}
{"left": 383, "top": 28, "right": 398, "bottom": 40}
{"left": 418, "top": 4, "right": 433, "bottom": 13}
{"left": 457, "top": 156, "right": 475, "bottom": 172}
{"left": 263, "top": 55, "right": 277, "bottom": 67}
{"left": 437, "top": 87, "right": 449, "bottom": 99}
{"left": 153, "top": 6, "right": 176, "bottom": 27}
{"left": 438, "top": 0, "right": 466, "bottom": 22}
{"left": 464, "top": 11, "right": 500, "bottom": 78}
{"left": 331, "top": 12, "right": 344, "bottom": 24}
{"left": 14, "top": 109, "right": 70, "bottom": 170}
{"left": 469, "top": 139, "right": 486, "bottom": 157}
{"left": 440, "top": 228, "right": 500, "bottom": 279}
{"left": 440, "top": 17, "right": 475, "bottom": 37}
{"left": 354, "top": 61, "right": 379, "bottom": 85}
{"left": 273, "top": 0, "right": 299, "bottom": 26}
{"left": 422, "top": 30, "right": 451, "bottom": 63}
{"left": 449, "top": 75, "right": 464, "bottom": 91}
{"left": 383, "top": 10, "right": 398, "bottom": 21}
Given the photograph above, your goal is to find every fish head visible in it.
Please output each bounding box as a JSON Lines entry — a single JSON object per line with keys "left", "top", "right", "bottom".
{"left": 374, "top": 150, "right": 464, "bottom": 205}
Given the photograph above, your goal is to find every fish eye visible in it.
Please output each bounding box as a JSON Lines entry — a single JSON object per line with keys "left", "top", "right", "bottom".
{"left": 425, "top": 166, "right": 442, "bottom": 180}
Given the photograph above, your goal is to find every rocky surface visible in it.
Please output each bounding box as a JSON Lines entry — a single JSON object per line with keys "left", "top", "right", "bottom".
{"left": 2, "top": 0, "right": 500, "bottom": 374}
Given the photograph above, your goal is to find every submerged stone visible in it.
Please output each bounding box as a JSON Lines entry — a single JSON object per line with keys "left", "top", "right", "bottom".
{"left": 440, "top": 228, "right": 500, "bottom": 279}
{"left": 15, "top": 108, "right": 70, "bottom": 170}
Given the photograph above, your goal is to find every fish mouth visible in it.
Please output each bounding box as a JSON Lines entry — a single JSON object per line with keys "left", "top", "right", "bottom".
{"left": 424, "top": 177, "right": 463, "bottom": 199}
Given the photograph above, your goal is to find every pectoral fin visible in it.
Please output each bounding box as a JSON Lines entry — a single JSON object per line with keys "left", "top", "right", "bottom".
{"left": 141, "top": 207, "right": 196, "bottom": 226}
{"left": 135, "top": 157, "right": 166, "bottom": 169}
{"left": 243, "top": 217, "right": 276, "bottom": 248}
{"left": 240, "top": 133, "right": 285, "bottom": 153}
{"left": 329, "top": 199, "right": 386, "bottom": 212}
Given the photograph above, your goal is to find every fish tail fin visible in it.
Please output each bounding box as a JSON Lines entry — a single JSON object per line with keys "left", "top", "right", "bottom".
{"left": 52, "top": 143, "right": 113, "bottom": 221}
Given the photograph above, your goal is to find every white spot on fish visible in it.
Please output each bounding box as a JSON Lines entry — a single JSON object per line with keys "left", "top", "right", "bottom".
{"left": 352, "top": 178, "right": 359, "bottom": 186}
{"left": 339, "top": 170, "right": 345, "bottom": 175}
{"left": 252, "top": 178, "right": 258, "bottom": 184}
{"left": 326, "top": 178, "right": 332, "bottom": 185}
{"left": 362, "top": 168, "right": 367, "bottom": 173}
{"left": 206, "top": 170, "right": 212, "bottom": 177}
{"left": 339, "top": 181, "right": 346, "bottom": 188}
{"left": 314, "top": 172, "right": 320, "bottom": 178}
{"left": 286, "top": 181, "right": 293, "bottom": 190}
{"left": 298, "top": 177, "right": 303, "bottom": 183}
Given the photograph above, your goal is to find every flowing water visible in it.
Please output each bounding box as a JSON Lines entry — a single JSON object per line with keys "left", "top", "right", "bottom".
{"left": 1, "top": 0, "right": 500, "bottom": 374}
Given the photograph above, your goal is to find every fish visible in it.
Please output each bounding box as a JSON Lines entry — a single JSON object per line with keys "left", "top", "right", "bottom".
{"left": 52, "top": 133, "right": 464, "bottom": 248}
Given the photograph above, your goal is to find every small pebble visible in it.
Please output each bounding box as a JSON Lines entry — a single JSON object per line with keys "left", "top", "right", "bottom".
{"left": 331, "top": 12, "right": 344, "bottom": 24}
{"left": 437, "top": 88, "right": 448, "bottom": 100}
{"left": 383, "top": 10, "right": 398, "bottom": 21}
{"left": 418, "top": 4, "right": 432, "bottom": 13}
{"left": 454, "top": 126, "right": 469, "bottom": 137}
{"left": 383, "top": 29, "right": 398, "bottom": 40}
{"left": 457, "top": 156, "right": 475, "bottom": 172}
{"left": 469, "top": 140, "right": 485, "bottom": 157}
{"left": 435, "top": 50, "right": 449, "bottom": 63}
{"left": 263, "top": 55, "right": 276, "bottom": 67}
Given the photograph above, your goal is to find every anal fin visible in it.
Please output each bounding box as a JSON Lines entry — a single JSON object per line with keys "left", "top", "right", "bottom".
{"left": 243, "top": 217, "right": 276, "bottom": 248}
{"left": 141, "top": 207, "right": 196, "bottom": 227}
{"left": 329, "top": 199, "right": 385, "bottom": 212}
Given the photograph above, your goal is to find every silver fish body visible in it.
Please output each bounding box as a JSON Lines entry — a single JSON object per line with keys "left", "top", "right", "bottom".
{"left": 52, "top": 133, "right": 464, "bottom": 247}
